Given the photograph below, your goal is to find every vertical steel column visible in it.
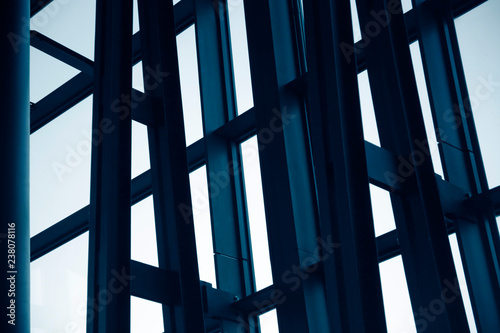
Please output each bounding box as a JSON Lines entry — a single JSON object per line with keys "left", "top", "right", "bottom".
{"left": 243, "top": 0, "right": 329, "bottom": 331}
{"left": 86, "top": 0, "right": 133, "bottom": 332}
{"left": 303, "top": 0, "right": 387, "bottom": 331}
{"left": 0, "top": 1, "right": 30, "bottom": 332}
{"left": 414, "top": 0, "right": 500, "bottom": 330}
{"left": 195, "top": 0, "right": 253, "bottom": 299}
{"left": 355, "top": 0, "right": 469, "bottom": 331}
{"left": 137, "top": 0, "right": 206, "bottom": 331}
{"left": 195, "top": 1, "right": 255, "bottom": 330}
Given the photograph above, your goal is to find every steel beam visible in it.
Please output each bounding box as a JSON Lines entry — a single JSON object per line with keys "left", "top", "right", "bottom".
{"left": 242, "top": 0, "right": 329, "bottom": 331}
{"left": 0, "top": 1, "right": 30, "bottom": 332}
{"left": 86, "top": 0, "right": 133, "bottom": 332}
{"left": 414, "top": 0, "right": 500, "bottom": 330}
{"left": 355, "top": 0, "right": 469, "bottom": 331}
{"left": 303, "top": 0, "right": 388, "bottom": 331}
{"left": 137, "top": 0, "right": 206, "bottom": 331}
{"left": 195, "top": 0, "right": 254, "bottom": 299}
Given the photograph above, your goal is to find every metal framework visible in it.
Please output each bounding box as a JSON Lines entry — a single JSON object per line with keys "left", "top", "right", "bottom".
{"left": 2, "top": 0, "right": 499, "bottom": 332}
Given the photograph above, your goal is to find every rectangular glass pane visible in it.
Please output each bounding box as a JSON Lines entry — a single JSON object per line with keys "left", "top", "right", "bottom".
{"left": 30, "top": 47, "right": 79, "bottom": 103}
{"left": 190, "top": 166, "right": 217, "bottom": 287}
{"left": 350, "top": 0, "right": 362, "bottom": 42}
{"left": 455, "top": 1, "right": 500, "bottom": 188}
{"left": 379, "top": 255, "right": 416, "bottom": 333}
{"left": 177, "top": 25, "right": 204, "bottom": 146}
{"left": 369, "top": 184, "right": 396, "bottom": 236}
{"left": 259, "top": 309, "right": 279, "bottom": 333}
{"left": 131, "top": 296, "right": 164, "bottom": 332}
{"left": 358, "top": 70, "right": 381, "bottom": 146}
{"left": 131, "top": 195, "right": 158, "bottom": 267}
{"left": 31, "top": 233, "right": 89, "bottom": 332}
{"left": 409, "top": 42, "right": 444, "bottom": 178}
{"left": 131, "top": 120, "right": 150, "bottom": 179}
{"left": 30, "top": 96, "right": 93, "bottom": 236}
{"left": 449, "top": 234, "right": 478, "bottom": 332}
{"left": 241, "top": 136, "right": 273, "bottom": 291}
{"left": 31, "top": 0, "right": 96, "bottom": 60}
{"left": 228, "top": 0, "right": 254, "bottom": 115}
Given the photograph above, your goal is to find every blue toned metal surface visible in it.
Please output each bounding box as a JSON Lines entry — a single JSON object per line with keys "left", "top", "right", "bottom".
{"left": 0, "top": 1, "right": 30, "bottom": 332}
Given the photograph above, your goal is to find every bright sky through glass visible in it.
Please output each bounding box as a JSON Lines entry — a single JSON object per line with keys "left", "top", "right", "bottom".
{"left": 189, "top": 166, "right": 217, "bottom": 288}
{"left": 455, "top": 0, "right": 500, "bottom": 189}
{"left": 241, "top": 136, "right": 273, "bottom": 291}
{"left": 379, "top": 256, "right": 416, "bottom": 333}
{"left": 30, "top": 0, "right": 96, "bottom": 60}
{"left": 228, "top": 0, "right": 254, "bottom": 115}
{"left": 31, "top": 233, "right": 88, "bottom": 333}
{"left": 358, "top": 70, "right": 381, "bottom": 146}
{"left": 369, "top": 184, "right": 396, "bottom": 237}
{"left": 30, "top": 96, "right": 93, "bottom": 237}
{"left": 30, "top": 46, "right": 79, "bottom": 103}
{"left": 131, "top": 196, "right": 158, "bottom": 267}
{"left": 177, "top": 25, "right": 204, "bottom": 146}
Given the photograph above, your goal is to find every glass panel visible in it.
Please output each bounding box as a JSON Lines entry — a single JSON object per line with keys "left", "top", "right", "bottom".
{"left": 259, "top": 309, "right": 280, "bottom": 333}
{"left": 30, "top": 96, "right": 93, "bottom": 236}
{"left": 30, "top": 0, "right": 96, "bottom": 60}
{"left": 358, "top": 70, "right": 381, "bottom": 146}
{"left": 189, "top": 166, "right": 217, "bottom": 287}
{"left": 228, "top": 0, "right": 254, "bottom": 115}
{"left": 133, "top": 0, "right": 140, "bottom": 35}
{"left": 241, "top": 136, "right": 273, "bottom": 291}
{"left": 409, "top": 42, "right": 444, "bottom": 178}
{"left": 379, "top": 255, "right": 416, "bottom": 333}
{"left": 131, "top": 296, "right": 164, "bottom": 332}
{"left": 177, "top": 25, "right": 204, "bottom": 146}
{"left": 350, "top": 0, "right": 362, "bottom": 42}
{"left": 173, "top": 0, "right": 182, "bottom": 5}
{"left": 131, "top": 196, "right": 158, "bottom": 267}
{"left": 455, "top": 1, "right": 500, "bottom": 188}
{"left": 132, "top": 61, "right": 144, "bottom": 93}
{"left": 31, "top": 233, "right": 89, "bottom": 333}
{"left": 401, "top": 0, "right": 412, "bottom": 13}
{"left": 131, "top": 120, "right": 150, "bottom": 179}
{"left": 449, "top": 234, "right": 478, "bottom": 332}
{"left": 369, "top": 184, "right": 396, "bottom": 236}
{"left": 30, "top": 47, "right": 80, "bottom": 103}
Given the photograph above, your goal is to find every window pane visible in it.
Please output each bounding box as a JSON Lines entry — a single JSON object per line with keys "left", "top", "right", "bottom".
{"left": 228, "top": 0, "right": 254, "bottom": 115}
{"left": 177, "top": 25, "right": 204, "bottom": 146}
{"left": 30, "top": 96, "right": 93, "bottom": 236}
{"left": 31, "top": 0, "right": 96, "bottom": 60}
{"left": 358, "top": 70, "right": 381, "bottom": 146}
{"left": 449, "top": 234, "right": 478, "bottom": 332}
{"left": 369, "top": 184, "right": 396, "bottom": 236}
{"left": 401, "top": 0, "right": 412, "bottom": 13}
{"left": 133, "top": 0, "right": 140, "bottom": 35}
{"left": 131, "top": 196, "right": 158, "bottom": 267}
{"left": 409, "top": 42, "right": 444, "bottom": 178}
{"left": 131, "top": 120, "right": 150, "bottom": 179}
{"left": 455, "top": 0, "right": 500, "bottom": 188}
{"left": 31, "top": 233, "right": 89, "bottom": 333}
{"left": 241, "top": 136, "right": 273, "bottom": 291}
{"left": 189, "top": 166, "right": 217, "bottom": 287}
{"left": 30, "top": 47, "right": 79, "bottom": 103}
{"left": 132, "top": 61, "right": 144, "bottom": 93}
{"left": 350, "top": 0, "right": 362, "bottom": 42}
{"left": 259, "top": 309, "right": 280, "bottom": 333}
{"left": 379, "top": 255, "right": 416, "bottom": 333}
{"left": 131, "top": 297, "right": 164, "bottom": 333}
